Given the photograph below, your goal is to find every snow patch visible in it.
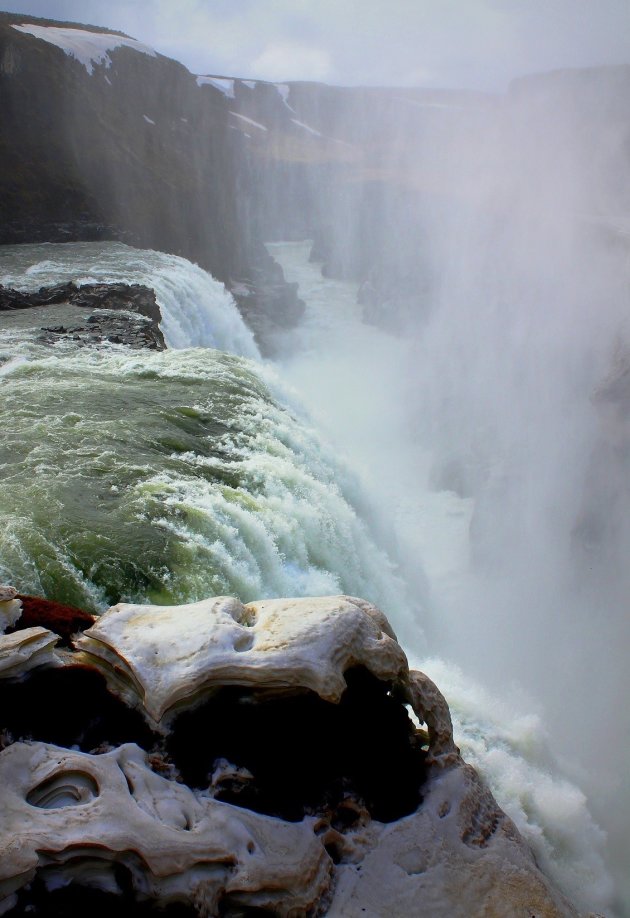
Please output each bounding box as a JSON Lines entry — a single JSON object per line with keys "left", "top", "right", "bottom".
{"left": 143, "top": 115, "right": 155, "bottom": 125}
{"left": 242, "top": 80, "right": 257, "bottom": 90}
{"left": 228, "top": 111, "right": 268, "bottom": 132}
{"left": 290, "top": 118, "right": 322, "bottom": 138}
{"left": 12, "top": 24, "right": 157, "bottom": 75}
{"left": 196, "top": 75, "right": 235, "bottom": 98}
{"left": 274, "top": 83, "right": 296, "bottom": 112}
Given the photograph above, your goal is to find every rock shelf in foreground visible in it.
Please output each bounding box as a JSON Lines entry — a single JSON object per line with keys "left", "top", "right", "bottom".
{"left": 0, "top": 590, "right": 582, "bottom": 917}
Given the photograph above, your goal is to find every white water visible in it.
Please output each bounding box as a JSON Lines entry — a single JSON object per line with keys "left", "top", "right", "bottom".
{"left": 0, "top": 243, "right": 416, "bottom": 633}
{"left": 267, "top": 240, "right": 616, "bottom": 915}
{"left": 0, "top": 241, "right": 259, "bottom": 357}
{"left": 0, "top": 238, "right": 618, "bottom": 911}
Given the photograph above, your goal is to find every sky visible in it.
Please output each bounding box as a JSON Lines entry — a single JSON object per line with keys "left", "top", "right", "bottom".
{"left": 2, "top": 0, "right": 630, "bottom": 91}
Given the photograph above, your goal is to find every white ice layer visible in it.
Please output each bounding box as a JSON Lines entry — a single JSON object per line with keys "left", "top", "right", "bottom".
{"left": 0, "top": 741, "right": 330, "bottom": 916}
{"left": 12, "top": 24, "right": 157, "bottom": 75}
{"left": 0, "top": 597, "right": 581, "bottom": 917}
{"left": 0, "top": 586, "right": 21, "bottom": 633}
{"left": 0, "top": 627, "right": 59, "bottom": 679}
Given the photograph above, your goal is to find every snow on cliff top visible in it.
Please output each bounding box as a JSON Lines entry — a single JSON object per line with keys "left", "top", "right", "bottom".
{"left": 196, "top": 76, "right": 235, "bottom": 97}
{"left": 12, "top": 24, "right": 157, "bottom": 75}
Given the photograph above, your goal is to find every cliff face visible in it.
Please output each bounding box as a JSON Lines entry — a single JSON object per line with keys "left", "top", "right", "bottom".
{"left": 0, "top": 10, "right": 496, "bottom": 305}
{"left": 223, "top": 64, "right": 630, "bottom": 332}
{"left": 3, "top": 11, "right": 629, "bottom": 330}
{"left": 0, "top": 13, "right": 242, "bottom": 281}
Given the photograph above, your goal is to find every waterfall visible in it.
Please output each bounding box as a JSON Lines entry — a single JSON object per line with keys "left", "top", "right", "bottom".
{"left": 0, "top": 239, "right": 617, "bottom": 913}
{"left": 1, "top": 241, "right": 259, "bottom": 357}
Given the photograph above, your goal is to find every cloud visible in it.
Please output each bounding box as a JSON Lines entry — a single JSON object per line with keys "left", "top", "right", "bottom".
{"left": 2, "top": 0, "right": 630, "bottom": 89}
{"left": 251, "top": 41, "right": 332, "bottom": 82}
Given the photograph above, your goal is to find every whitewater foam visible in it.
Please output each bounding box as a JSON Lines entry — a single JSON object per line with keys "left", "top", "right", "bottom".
{"left": 0, "top": 238, "right": 617, "bottom": 913}
{"left": 268, "top": 239, "right": 616, "bottom": 916}
{"left": 0, "top": 242, "right": 259, "bottom": 357}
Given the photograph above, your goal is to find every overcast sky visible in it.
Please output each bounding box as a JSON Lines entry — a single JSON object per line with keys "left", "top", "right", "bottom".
{"left": 3, "top": 0, "right": 630, "bottom": 90}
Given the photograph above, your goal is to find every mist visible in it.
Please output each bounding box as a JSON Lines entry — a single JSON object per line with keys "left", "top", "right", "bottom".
{"left": 249, "top": 67, "right": 630, "bottom": 912}
{"left": 2, "top": 2, "right": 630, "bottom": 912}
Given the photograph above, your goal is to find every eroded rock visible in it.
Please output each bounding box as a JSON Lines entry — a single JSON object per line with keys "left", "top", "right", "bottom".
{"left": 0, "top": 593, "right": 583, "bottom": 916}
{"left": 74, "top": 594, "right": 408, "bottom": 727}
{"left": 0, "top": 627, "right": 59, "bottom": 680}
{"left": 0, "top": 741, "right": 331, "bottom": 917}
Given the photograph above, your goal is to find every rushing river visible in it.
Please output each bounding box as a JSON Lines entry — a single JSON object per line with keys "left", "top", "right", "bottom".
{"left": 0, "top": 240, "right": 617, "bottom": 913}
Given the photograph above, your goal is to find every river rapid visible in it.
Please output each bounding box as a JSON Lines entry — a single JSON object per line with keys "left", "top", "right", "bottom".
{"left": 0, "top": 240, "right": 618, "bottom": 914}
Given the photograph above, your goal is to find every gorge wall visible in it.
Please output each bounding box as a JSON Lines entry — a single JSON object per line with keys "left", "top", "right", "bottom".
{"left": 3, "top": 10, "right": 629, "bottom": 341}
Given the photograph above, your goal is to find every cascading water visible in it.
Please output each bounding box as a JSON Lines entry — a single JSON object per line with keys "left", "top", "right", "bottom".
{"left": 0, "top": 242, "right": 417, "bottom": 631}
{"left": 0, "top": 239, "right": 618, "bottom": 914}
{"left": 267, "top": 239, "right": 617, "bottom": 914}
{"left": 0, "top": 241, "right": 259, "bottom": 356}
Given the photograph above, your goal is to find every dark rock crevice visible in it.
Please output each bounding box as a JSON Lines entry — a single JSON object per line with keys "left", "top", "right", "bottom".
{"left": 0, "top": 597, "right": 428, "bottom": 834}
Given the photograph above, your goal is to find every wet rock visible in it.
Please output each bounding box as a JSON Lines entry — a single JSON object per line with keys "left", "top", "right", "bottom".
{"left": 229, "top": 250, "right": 305, "bottom": 355}
{"left": 0, "top": 586, "right": 21, "bottom": 632}
{"left": 0, "top": 628, "right": 59, "bottom": 680}
{"left": 0, "top": 741, "right": 332, "bottom": 917}
{"left": 0, "top": 281, "right": 166, "bottom": 350}
{"left": 73, "top": 594, "right": 408, "bottom": 727}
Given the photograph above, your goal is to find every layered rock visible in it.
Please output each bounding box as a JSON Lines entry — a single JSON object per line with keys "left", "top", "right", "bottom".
{"left": 0, "top": 14, "right": 304, "bottom": 348}
{"left": 0, "top": 281, "right": 165, "bottom": 349}
{"left": 0, "top": 588, "right": 582, "bottom": 916}
{"left": 0, "top": 586, "right": 21, "bottom": 632}
{"left": 0, "top": 13, "right": 237, "bottom": 280}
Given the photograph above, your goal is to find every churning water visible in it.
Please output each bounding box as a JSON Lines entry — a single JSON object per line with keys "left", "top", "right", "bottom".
{"left": 268, "top": 240, "right": 617, "bottom": 914}
{"left": 0, "top": 240, "right": 619, "bottom": 913}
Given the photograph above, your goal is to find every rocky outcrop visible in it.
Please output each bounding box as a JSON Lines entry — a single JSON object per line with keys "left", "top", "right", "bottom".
{"left": 0, "top": 588, "right": 581, "bottom": 916}
{"left": 0, "top": 13, "right": 305, "bottom": 344}
{"left": 228, "top": 247, "right": 305, "bottom": 355}
{"left": 0, "top": 13, "right": 237, "bottom": 280}
{"left": 0, "top": 281, "right": 165, "bottom": 349}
